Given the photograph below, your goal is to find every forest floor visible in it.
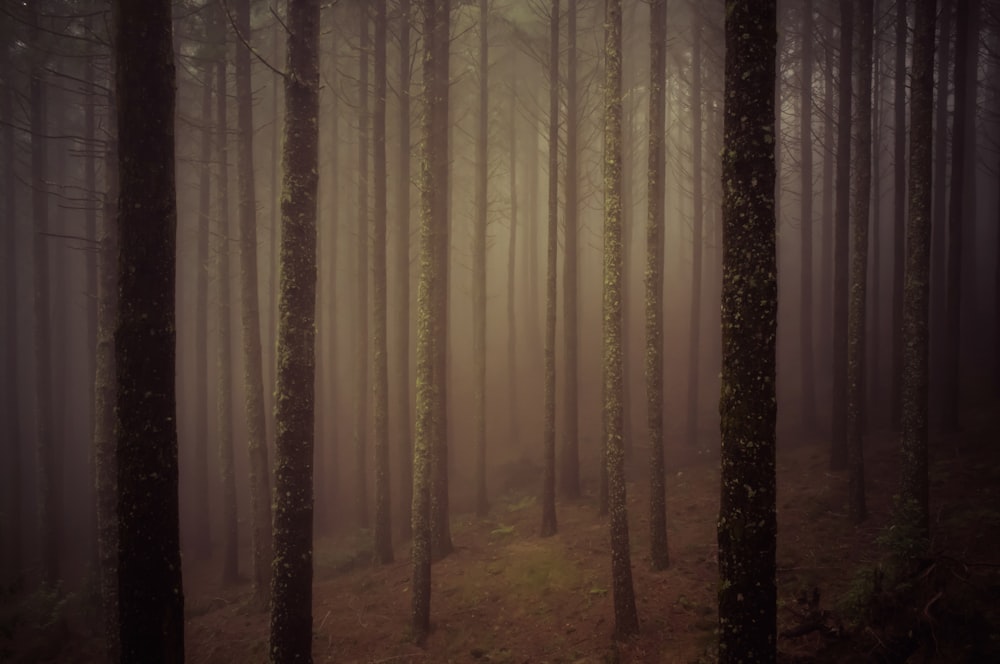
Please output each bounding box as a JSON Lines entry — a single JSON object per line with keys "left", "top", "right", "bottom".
{"left": 4, "top": 399, "right": 1000, "bottom": 663}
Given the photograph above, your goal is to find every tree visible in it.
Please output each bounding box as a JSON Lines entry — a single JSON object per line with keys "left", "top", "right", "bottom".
{"left": 890, "top": 0, "right": 907, "bottom": 430}
{"left": 799, "top": 0, "right": 817, "bottom": 433}
{"left": 847, "top": 0, "right": 874, "bottom": 524}
{"left": 473, "top": 0, "right": 489, "bottom": 518}
{"left": 718, "top": 0, "right": 777, "bottom": 660}
{"left": 373, "top": 0, "right": 394, "bottom": 565}
{"left": 269, "top": 0, "right": 320, "bottom": 658}
{"left": 899, "top": 0, "right": 935, "bottom": 551}
{"left": 830, "top": 0, "right": 853, "bottom": 471}
{"left": 603, "top": 0, "right": 638, "bottom": 639}
{"left": 540, "top": 0, "right": 559, "bottom": 539}
{"left": 114, "top": 0, "right": 184, "bottom": 657}
{"left": 646, "top": 0, "right": 669, "bottom": 573}
{"left": 233, "top": 0, "right": 273, "bottom": 605}
{"left": 686, "top": 6, "right": 704, "bottom": 449}
{"left": 560, "top": 0, "right": 581, "bottom": 501}
{"left": 411, "top": 0, "right": 449, "bottom": 642}
{"left": 215, "top": 12, "right": 239, "bottom": 586}
{"left": 356, "top": 3, "right": 371, "bottom": 530}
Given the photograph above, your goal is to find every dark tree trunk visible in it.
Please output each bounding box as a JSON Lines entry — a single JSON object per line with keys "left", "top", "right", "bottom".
{"left": 603, "top": 0, "right": 639, "bottom": 639}
{"left": 29, "top": 16, "right": 58, "bottom": 587}
{"left": 899, "top": 0, "right": 935, "bottom": 551}
{"left": 890, "top": 0, "right": 907, "bottom": 430}
{"left": 373, "top": 0, "right": 394, "bottom": 565}
{"left": 820, "top": 11, "right": 835, "bottom": 413}
{"left": 799, "top": 0, "right": 817, "bottom": 432}
{"left": 718, "top": 1, "right": 778, "bottom": 660}
{"left": 942, "top": 0, "right": 972, "bottom": 432}
{"left": 646, "top": 0, "right": 669, "bottom": 572}
{"left": 214, "top": 21, "right": 239, "bottom": 586}
{"left": 356, "top": 5, "right": 371, "bottom": 530}
{"left": 83, "top": 32, "right": 99, "bottom": 571}
{"left": 268, "top": 0, "right": 320, "bottom": 659}
{"left": 830, "top": 0, "right": 853, "bottom": 471}
{"left": 540, "top": 0, "right": 559, "bottom": 539}
{"left": 847, "top": 0, "right": 873, "bottom": 524}
{"left": 114, "top": 0, "right": 184, "bottom": 657}
{"left": 234, "top": 0, "right": 273, "bottom": 605}
{"left": 560, "top": 0, "right": 580, "bottom": 501}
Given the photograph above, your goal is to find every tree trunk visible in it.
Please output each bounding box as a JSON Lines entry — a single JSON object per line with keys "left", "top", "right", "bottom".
{"left": 540, "top": 0, "right": 559, "bottom": 539}
{"left": 473, "top": 0, "right": 490, "bottom": 518}
{"left": 507, "top": 57, "right": 520, "bottom": 465}
{"left": 395, "top": 0, "right": 413, "bottom": 540}
{"left": 373, "top": 0, "right": 394, "bottom": 565}
{"left": 890, "top": 0, "right": 907, "bottom": 430}
{"left": 646, "top": 0, "right": 669, "bottom": 573}
{"left": 114, "top": 0, "right": 184, "bottom": 657}
{"left": 820, "top": 11, "right": 835, "bottom": 417}
{"left": 899, "top": 0, "right": 935, "bottom": 552}
{"left": 214, "top": 21, "right": 239, "bottom": 586}
{"left": 234, "top": 0, "right": 273, "bottom": 605}
{"left": 560, "top": 0, "right": 580, "bottom": 501}
{"left": 718, "top": 1, "right": 778, "bottom": 659}
{"left": 830, "top": 0, "right": 853, "bottom": 471}
{"left": 686, "top": 11, "right": 704, "bottom": 448}
{"left": 83, "top": 31, "right": 99, "bottom": 571}
{"left": 799, "top": 0, "right": 817, "bottom": 432}
{"left": 847, "top": 0, "right": 873, "bottom": 524}
{"left": 603, "top": 0, "right": 639, "bottom": 638}
{"left": 356, "top": 5, "right": 371, "bottom": 530}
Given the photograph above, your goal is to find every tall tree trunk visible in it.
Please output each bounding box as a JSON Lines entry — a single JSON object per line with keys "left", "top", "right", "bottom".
{"left": 192, "top": 50, "right": 213, "bottom": 560}
{"left": 830, "top": 0, "right": 853, "bottom": 470}
{"left": 890, "top": 0, "right": 907, "bottom": 430}
{"left": 473, "top": 0, "right": 490, "bottom": 518}
{"left": 2, "top": 37, "right": 22, "bottom": 583}
{"left": 686, "top": 10, "right": 704, "bottom": 448}
{"left": 799, "top": 0, "right": 817, "bottom": 432}
{"left": 847, "top": 0, "right": 873, "bottom": 524}
{"left": 83, "top": 31, "right": 99, "bottom": 571}
{"left": 899, "top": 0, "right": 935, "bottom": 553}
{"left": 234, "top": 0, "right": 273, "bottom": 606}
{"left": 356, "top": 5, "right": 371, "bottom": 530}
{"left": 718, "top": 1, "right": 778, "bottom": 659}
{"left": 507, "top": 60, "right": 519, "bottom": 467}
{"left": 395, "top": 0, "right": 413, "bottom": 540}
{"left": 30, "top": 23, "right": 58, "bottom": 587}
{"left": 373, "top": 0, "right": 394, "bottom": 565}
{"left": 820, "top": 11, "right": 835, "bottom": 414}
{"left": 94, "top": 79, "right": 119, "bottom": 663}
{"left": 646, "top": 0, "right": 669, "bottom": 572}
{"left": 430, "top": 0, "right": 453, "bottom": 560}
{"left": 540, "top": 0, "right": 559, "bottom": 539}
{"left": 412, "top": 0, "right": 449, "bottom": 641}
{"left": 560, "top": 0, "right": 580, "bottom": 501}
{"left": 942, "top": 0, "right": 972, "bottom": 431}
{"left": 114, "top": 0, "right": 184, "bottom": 656}
{"left": 269, "top": 0, "right": 320, "bottom": 658}
{"left": 215, "top": 23, "right": 239, "bottom": 586}
{"left": 603, "top": 0, "right": 639, "bottom": 638}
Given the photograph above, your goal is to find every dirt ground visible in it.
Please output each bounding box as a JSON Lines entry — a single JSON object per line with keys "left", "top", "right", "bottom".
{"left": 4, "top": 401, "right": 1000, "bottom": 663}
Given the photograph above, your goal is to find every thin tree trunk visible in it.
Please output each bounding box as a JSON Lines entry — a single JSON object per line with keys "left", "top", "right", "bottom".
{"left": 540, "top": 0, "right": 559, "bottom": 539}
{"left": 686, "top": 11, "right": 704, "bottom": 448}
{"left": 234, "top": 0, "right": 273, "bottom": 606}
{"left": 83, "top": 32, "right": 99, "bottom": 571}
{"left": 820, "top": 11, "right": 835, "bottom": 415}
{"left": 646, "top": 0, "right": 669, "bottom": 572}
{"left": 473, "top": 0, "right": 490, "bottom": 518}
{"left": 560, "top": 0, "right": 580, "bottom": 501}
{"left": 356, "top": 5, "right": 371, "bottom": 530}
{"left": 800, "top": 0, "right": 817, "bottom": 432}
{"left": 831, "top": 0, "right": 853, "bottom": 471}
{"left": 847, "top": 0, "right": 873, "bottom": 524}
{"left": 507, "top": 61, "right": 519, "bottom": 465}
{"left": 373, "top": 0, "right": 393, "bottom": 565}
{"left": 890, "top": 0, "right": 907, "bottom": 430}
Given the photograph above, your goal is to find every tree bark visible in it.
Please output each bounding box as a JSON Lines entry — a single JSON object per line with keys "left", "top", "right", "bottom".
{"left": 718, "top": 1, "right": 778, "bottom": 659}
{"left": 686, "top": 9, "right": 704, "bottom": 449}
{"left": 603, "top": 0, "right": 639, "bottom": 639}
{"left": 890, "top": 0, "right": 907, "bottom": 430}
{"left": 356, "top": 5, "right": 371, "bottom": 530}
{"left": 799, "top": 0, "right": 817, "bottom": 432}
{"left": 473, "top": 0, "right": 490, "bottom": 518}
{"left": 114, "top": 0, "right": 184, "bottom": 657}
